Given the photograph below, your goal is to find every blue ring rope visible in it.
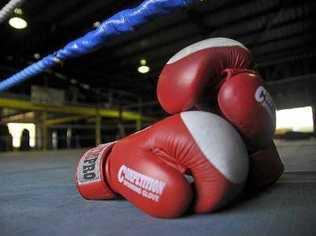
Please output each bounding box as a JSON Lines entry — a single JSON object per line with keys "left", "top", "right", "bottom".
{"left": 0, "top": 0, "right": 192, "bottom": 92}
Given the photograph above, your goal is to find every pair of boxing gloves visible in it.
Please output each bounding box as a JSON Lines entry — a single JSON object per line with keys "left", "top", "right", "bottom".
{"left": 157, "top": 38, "right": 284, "bottom": 190}
{"left": 75, "top": 38, "right": 284, "bottom": 218}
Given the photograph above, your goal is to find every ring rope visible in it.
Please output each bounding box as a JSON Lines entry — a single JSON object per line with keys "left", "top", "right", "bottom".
{"left": 0, "top": 0, "right": 192, "bottom": 92}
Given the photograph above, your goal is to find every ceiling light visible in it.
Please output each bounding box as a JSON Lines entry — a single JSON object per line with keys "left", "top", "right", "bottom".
{"left": 137, "top": 59, "right": 150, "bottom": 74}
{"left": 81, "top": 83, "right": 90, "bottom": 90}
{"left": 9, "top": 16, "right": 28, "bottom": 29}
{"left": 138, "top": 65, "right": 150, "bottom": 74}
{"left": 34, "top": 53, "right": 41, "bottom": 59}
{"left": 93, "top": 21, "right": 101, "bottom": 27}
{"left": 14, "top": 8, "right": 23, "bottom": 15}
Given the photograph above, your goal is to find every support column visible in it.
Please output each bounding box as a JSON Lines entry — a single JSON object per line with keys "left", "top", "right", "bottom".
{"left": 42, "top": 112, "right": 48, "bottom": 151}
{"left": 117, "top": 106, "right": 126, "bottom": 138}
{"left": 136, "top": 98, "right": 143, "bottom": 131}
{"left": 312, "top": 105, "right": 316, "bottom": 137}
{"left": 95, "top": 110, "right": 101, "bottom": 145}
{"left": 34, "top": 111, "right": 48, "bottom": 150}
{"left": 34, "top": 112, "right": 42, "bottom": 150}
{"left": 136, "top": 118, "right": 142, "bottom": 131}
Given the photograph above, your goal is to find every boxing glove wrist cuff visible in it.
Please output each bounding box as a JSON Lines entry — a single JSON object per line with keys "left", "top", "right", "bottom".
{"left": 75, "top": 142, "right": 117, "bottom": 200}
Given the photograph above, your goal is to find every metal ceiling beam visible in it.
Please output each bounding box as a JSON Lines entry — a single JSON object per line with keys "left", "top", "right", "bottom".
{"left": 252, "top": 32, "right": 315, "bottom": 56}
{"left": 103, "top": 0, "right": 238, "bottom": 48}
{"left": 45, "top": 115, "right": 91, "bottom": 127}
{"left": 32, "top": 0, "right": 88, "bottom": 24}
{"left": 258, "top": 49, "right": 316, "bottom": 66}
{"left": 84, "top": 29, "right": 314, "bottom": 76}
{"left": 3, "top": 0, "right": 315, "bottom": 101}
{"left": 59, "top": 0, "right": 117, "bottom": 27}
{"left": 0, "top": 97, "right": 152, "bottom": 121}
{"left": 107, "top": 0, "right": 281, "bottom": 59}
{"left": 105, "top": 2, "right": 314, "bottom": 63}
{"left": 0, "top": 112, "right": 35, "bottom": 124}
{"left": 7, "top": 0, "right": 314, "bottom": 73}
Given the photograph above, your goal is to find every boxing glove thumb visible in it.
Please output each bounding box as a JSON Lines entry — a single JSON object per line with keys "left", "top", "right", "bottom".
{"left": 217, "top": 69, "right": 276, "bottom": 149}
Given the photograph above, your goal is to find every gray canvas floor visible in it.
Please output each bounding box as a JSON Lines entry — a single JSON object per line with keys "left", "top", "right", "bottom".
{"left": 1, "top": 140, "right": 316, "bottom": 236}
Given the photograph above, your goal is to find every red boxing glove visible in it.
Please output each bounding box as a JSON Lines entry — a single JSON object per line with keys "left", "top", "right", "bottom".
{"left": 217, "top": 70, "right": 284, "bottom": 190}
{"left": 217, "top": 69, "right": 276, "bottom": 149}
{"left": 157, "top": 37, "right": 252, "bottom": 114}
{"left": 76, "top": 111, "right": 249, "bottom": 218}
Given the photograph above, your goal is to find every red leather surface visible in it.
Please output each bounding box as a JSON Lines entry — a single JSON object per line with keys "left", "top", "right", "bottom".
{"left": 158, "top": 46, "right": 251, "bottom": 114}
{"left": 246, "top": 142, "right": 284, "bottom": 191}
{"left": 108, "top": 114, "right": 244, "bottom": 217}
{"left": 218, "top": 69, "right": 275, "bottom": 149}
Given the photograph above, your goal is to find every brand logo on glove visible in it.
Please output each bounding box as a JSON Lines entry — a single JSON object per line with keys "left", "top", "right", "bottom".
{"left": 117, "top": 165, "right": 166, "bottom": 202}
{"left": 82, "top": 156, "right": 98, "bottom": 180}
{"left": 77, "top": 151, "right": 102, "bottom": 185}
{"left": 255, "top": 86, "right": 276, "bottom": 120}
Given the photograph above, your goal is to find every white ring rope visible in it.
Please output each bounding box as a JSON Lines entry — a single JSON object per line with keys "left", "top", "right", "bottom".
{"left": 0, "top": 0, "right": 25, "bottom": 24}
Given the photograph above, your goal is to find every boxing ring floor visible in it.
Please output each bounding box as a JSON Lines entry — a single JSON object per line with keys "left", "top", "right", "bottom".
{"left": 1, "top": 140, "right": 316, "bottom": 236}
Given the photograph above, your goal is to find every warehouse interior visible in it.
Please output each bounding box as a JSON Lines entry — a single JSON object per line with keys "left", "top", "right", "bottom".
{"left": 1, "top": 0, "right": 316, "bottom": 235}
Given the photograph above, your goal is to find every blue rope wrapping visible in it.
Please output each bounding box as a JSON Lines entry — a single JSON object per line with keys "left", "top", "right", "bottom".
{"left": 0, "top": 0, "right": 192, "bottom": 92}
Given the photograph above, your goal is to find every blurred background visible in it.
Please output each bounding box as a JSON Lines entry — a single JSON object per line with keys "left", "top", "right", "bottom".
{"left": 1, "top": 1, "right": 316, "bottom": 235}
{"left": 0, "top": 0, "right": 316, "bottom": 152}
